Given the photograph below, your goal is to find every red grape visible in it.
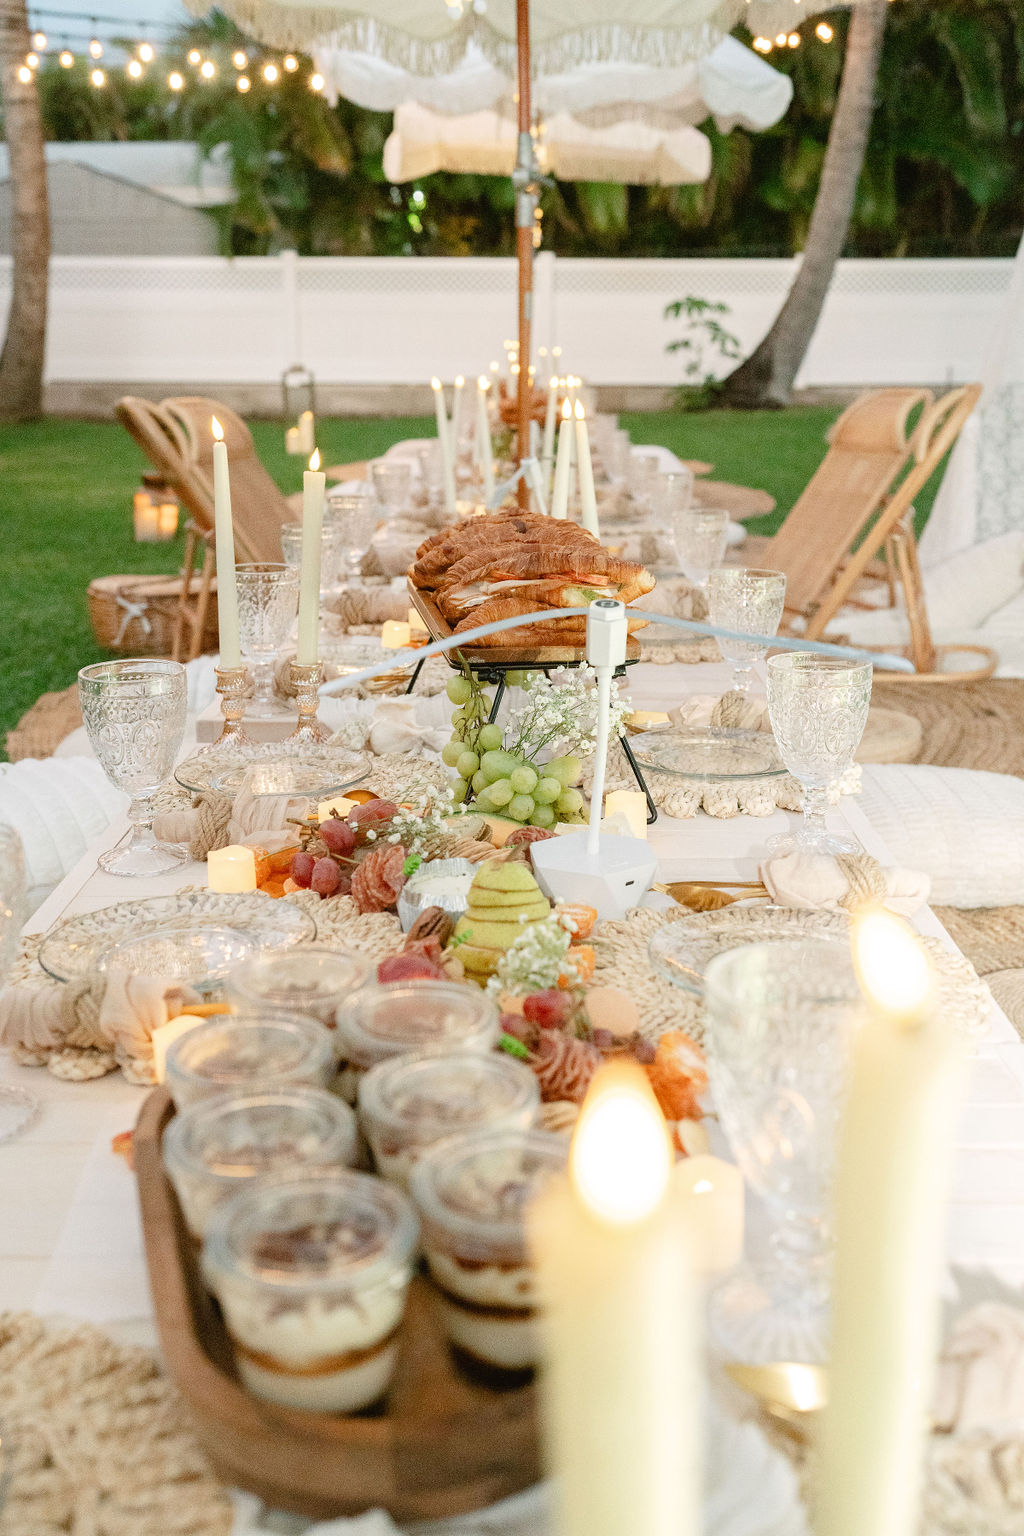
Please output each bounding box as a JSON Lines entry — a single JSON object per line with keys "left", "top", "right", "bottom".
{"left": 291, "top": 850, "right": 315, "bottom": 888}
{"left": 522, "top": 989, "right": 573, "bottom": 1030}
{"left": 311, "top": 856, "right": 342, "bottom": 897}
{"left": 377, "top": 953, "right": 444, "bottom": 984}
{"left": 320, "top": 818, "right": 356, "bottom": 855}
{"left": 350, "top": 799, "right": 398, "bottom": 827}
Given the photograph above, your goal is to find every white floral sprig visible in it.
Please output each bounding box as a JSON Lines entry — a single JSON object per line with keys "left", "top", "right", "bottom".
{"left": 380, "top": 782, "right": 465, "bottom": 853}
{"left": 486, "top": 913, "right": 582, "bottom": 998}
{"left": 503, "top": 667, "right": 631, "bottom": 766}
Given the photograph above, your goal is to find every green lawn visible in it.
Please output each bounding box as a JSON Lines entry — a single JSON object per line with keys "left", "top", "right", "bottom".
{"left": 1, "top": 405, "right": 946, "bottom": 755}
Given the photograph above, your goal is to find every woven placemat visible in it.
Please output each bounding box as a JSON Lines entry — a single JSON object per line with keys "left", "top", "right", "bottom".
{"left": 0, "top": 1311, "right": 232, "bottom": 1536}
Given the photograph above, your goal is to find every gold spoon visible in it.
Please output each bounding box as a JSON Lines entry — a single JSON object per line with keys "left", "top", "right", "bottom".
{"left": 725, "top": 1361, "right": 829, "bottom": 1437}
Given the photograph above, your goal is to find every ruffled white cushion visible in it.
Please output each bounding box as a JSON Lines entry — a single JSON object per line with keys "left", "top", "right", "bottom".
{"left": 0, "top": 758, "right": 126, "bottom": 913}
{"left": 859, "top": 763, "right": 1024, "bottom": 908}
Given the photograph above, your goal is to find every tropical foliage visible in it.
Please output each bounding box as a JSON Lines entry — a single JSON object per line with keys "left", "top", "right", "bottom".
{"left": 11, "top": 0, "right": 1024, "bottom": 259}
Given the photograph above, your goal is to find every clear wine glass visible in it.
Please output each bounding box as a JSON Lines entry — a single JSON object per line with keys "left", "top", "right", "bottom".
{"left": 704, "top": 937, "right": 862, "bottom": 1363}
{"left": 325, "top": 487, "right": 381, "bottom": 588}
{"left": 371, "top": 461, "right": 412, "bottom": 521}
{"left": 708, "top": 568, "right": 787, "bottom": 699}
{"left": 667, "top": 506, "right": 730, "bottom": 592}
{"left": 78, "top": 659, "right": 188, "bottom": 876}
{"left": 627, "top": 452, "right": 660, "bottom": 509}
{"left": 655, "top": 468, "right": 695, "bottom": 519}
{"left": 418, "top": 443, "right": 444, "bottom": 513}
{"left": 235, "top": 562, "right": 301, "bottom": 720}
{"left": 766, "top": 652, "right": 873, "bottom": 856}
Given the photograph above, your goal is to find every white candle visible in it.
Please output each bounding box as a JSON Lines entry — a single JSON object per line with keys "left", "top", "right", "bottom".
{"left": 817, "top": 911, "right": 967, "bottom": 1536}
{"left": 574, "top": 401, "right": 600, "bottom": 539}
{"left": 284, "top": 425, "right": 302, "bottom": 455}
{"left": 675, "top": 1154, "right": 744, "bottom": 1274}
{"left": 208, "top": 844, "right": 257, "bottom": 893}
{"left": 211, "top": 416, "right": 241, "bottom": 669}
{"left": 296, "top": 447, "right": 325, "bottom": 666}
{"left": 431, "top": 377, "right": 457, "bottom": 517}
{"left": 603, "top": 790, "right": 648, "bottom": 840}
{"left": 381, "top": 620, "right": 412, "bottom": 649}
{"left": 133, "top": 493, "right": 160, "bottom": 542}
{"left": 550, "top": 400, "right": 574, "bottom": 520}
{"left": 297, "top": 409, "right": 316, "bottom": 455}
{"left": 152, "top": 1013, "right": 206, "bottom": 1083}
{"left": 475, "top": 376, "right": 495, "bottom": 506}
{"left": 541, "top": 375, "right": 559, "bottom": 477}
{"left": 451, "top": 374, "right": 465, "bottom": 446}
{"left": 529, "top": 1063, "right": 700, "bottom": 1536}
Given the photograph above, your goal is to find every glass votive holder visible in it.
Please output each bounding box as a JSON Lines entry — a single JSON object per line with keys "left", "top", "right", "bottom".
{"left": 163, "top": 1088, "right": 359, "bottom": 1240}
{"left": 202, "top": 1169, "right": 418, "bottom": 1412}
{"left": 411, "top": 1128, "right": 567, "bottom": 1371}
{"left": 227, "top": 946, "right": 372, "bottom": 1031}
{"left": 164, "top": 1013, "right": 336, "bottom": 1111}
{"left": 334, "top": 982, "right": 500, "bottom": 1101}
{"left": 358, "top": 1050, "right": 540, "bottom": 1191}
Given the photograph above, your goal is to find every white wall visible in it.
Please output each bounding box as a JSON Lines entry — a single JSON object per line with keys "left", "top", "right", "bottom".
{"left": 0, "top": 253, "right": 1010, "bottom": 388}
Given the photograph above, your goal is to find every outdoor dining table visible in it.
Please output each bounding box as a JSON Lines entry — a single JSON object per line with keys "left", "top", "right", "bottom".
{"left": 4, "top": 653, "right": 1024, "bottom": 1346}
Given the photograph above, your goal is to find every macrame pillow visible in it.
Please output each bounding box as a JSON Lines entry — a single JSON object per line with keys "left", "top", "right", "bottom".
{"left": 859, "top": 763, "right": 1024, "bottom": 908}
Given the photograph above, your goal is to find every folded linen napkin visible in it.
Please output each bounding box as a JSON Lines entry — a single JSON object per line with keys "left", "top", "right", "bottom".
{"left": 368, "top": 698, "right": 451, "bottom": 758}
{"left": 760, "top": 848, "right": 930, "bottom": 918}
{"left": 152, "top": 776, "right": 313, "bottom": 861}
{"left": 934, "top": 1302, "right": 1024, "bottom": 1434}
{"left": 670, "top": 692, "right": 769, "bottom": 734}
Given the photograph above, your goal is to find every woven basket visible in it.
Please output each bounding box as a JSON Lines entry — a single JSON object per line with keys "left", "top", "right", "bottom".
{"left": 87, "top": 573, "right": 218, "bottom": 656}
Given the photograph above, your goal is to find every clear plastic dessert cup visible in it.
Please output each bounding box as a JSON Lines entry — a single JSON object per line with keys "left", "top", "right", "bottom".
{"left": 164, "top": 1013, "right": 336, "bottom": 1111}
{"left": 334, "top": 982, "right": 499, "bottom": 1101}
{"left": 227, "top": 947, "right": 371, "bottom": 1031}
{"left": 202, "top": 1168, "right": 419, "bottom": 1413}
{"left": 163, "top": 1088, "right": 359, "bottom": 1240}
{"left": 411, "top": 1128, "right": 567, "bottom": 1371}
{"left": 358, "top": 1050, "right": 540, "bottom": 1191}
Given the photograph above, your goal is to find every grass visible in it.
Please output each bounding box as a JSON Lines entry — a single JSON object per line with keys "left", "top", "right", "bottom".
{"left": 0, "top": 404, "right": 947, "bottom": 754}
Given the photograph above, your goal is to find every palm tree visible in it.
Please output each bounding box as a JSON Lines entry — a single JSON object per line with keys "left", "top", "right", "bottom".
{"left": 720, "top": 0, "right": 888, "bottom": 408}
{"left": 0, "top": 0, "right": 49, "bottom": 421}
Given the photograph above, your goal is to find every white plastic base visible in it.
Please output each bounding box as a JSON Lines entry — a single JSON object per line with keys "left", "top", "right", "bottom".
{"left": 531, "top": 831, "right": 659, "bottom": 921}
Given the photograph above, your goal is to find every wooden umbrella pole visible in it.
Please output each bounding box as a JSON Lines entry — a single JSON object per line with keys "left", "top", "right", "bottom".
{"left": 515, "top": 0, "right": 533, "bottom": 508}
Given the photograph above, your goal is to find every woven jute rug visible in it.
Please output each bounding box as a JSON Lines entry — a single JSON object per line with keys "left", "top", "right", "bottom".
{"left": 872, "top": 678, "right": 1024, "bottom": 779}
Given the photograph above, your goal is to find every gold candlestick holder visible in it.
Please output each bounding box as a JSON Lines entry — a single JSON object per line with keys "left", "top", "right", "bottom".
{"left": 288, "top": 659, "right": 331, "bottom": 744}
{"left": 212, "top": 664, "right": 254, "bottom": 746}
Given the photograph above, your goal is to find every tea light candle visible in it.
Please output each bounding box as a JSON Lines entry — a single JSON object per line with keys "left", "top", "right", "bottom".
{"left": 529, "top": 1063, "right": 700, "bottom": 1536}
{"left": 604, "top": 791, "right": 648, "bottom": 840}
{"left": 208, "top": 845, "right": 257, "bottom": 893}
{"left": 381, "top": 620, "right": 412, "bottom": 649}
{"left": 296, "top": 448, "right": 325, "bottom": 666}
{"left": 210, "top": 416, "right": 241, "bottom": 670}
{"left": 550, "top": 399, "right": 574, "bottom": 520}
{"left": 152, "top": 1013, "right": 206, "bottom": 1083}
{"left": 675, "top": 1155, "right": 744, "bottom": 1274}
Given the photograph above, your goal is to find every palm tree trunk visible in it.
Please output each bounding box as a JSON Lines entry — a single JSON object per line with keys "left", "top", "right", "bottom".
{"left": 720, "top": 0, "right": 888, "bottom": 409}
{"left": 0, "top": 0, "right": 50, "bottom": 421}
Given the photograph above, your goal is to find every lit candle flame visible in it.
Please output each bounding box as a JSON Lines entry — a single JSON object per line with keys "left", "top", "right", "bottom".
{"left": 574, "top": 399, "right": 585, "bottom": 421}
{"left": 211, "top": 416, "right": 223, "bottom": 442}
{"left": 308, "top": 448, "right": 321, "bottom": 472}
{"left": 571, "top": 1063, "right": 671, "bottom": 1225}
{"left": 852, "top": 908, "right": 934, "bottom": 1023}
{"left": 561, "top": 398, "right": 572, "bottom": 421}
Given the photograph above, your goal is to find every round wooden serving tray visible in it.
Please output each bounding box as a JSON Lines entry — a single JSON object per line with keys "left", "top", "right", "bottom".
{"left": 134, "top": 1088, "right": 540, "bottom": 1521}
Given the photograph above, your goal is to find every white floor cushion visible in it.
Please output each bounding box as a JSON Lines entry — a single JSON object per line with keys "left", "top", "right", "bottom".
{"left": 0, "top": 758, "right": 126, "bottom": 914}
{"left": 859, "top": 763, "right": 1024, "bottom": 908}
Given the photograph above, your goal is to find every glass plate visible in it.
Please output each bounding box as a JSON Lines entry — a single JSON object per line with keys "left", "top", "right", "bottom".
{"left": 648, "top": 906, "right": 850, "bottom": 996}
{"left": 175, "top": 742, "right": 369, "bottom": 798}
{"left": 96, "top": 923, "right": 259, "bottom": 990}
{"left": 38, "top": 890, "right": 317, "bottom": 983}
{"left": 630, "top": 726, "right": 786, "bottom": 781}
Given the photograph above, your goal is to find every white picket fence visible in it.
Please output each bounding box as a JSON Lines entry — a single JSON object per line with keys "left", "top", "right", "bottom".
{"left": 0, "top": 251, "right": 1011, "bottom": 388}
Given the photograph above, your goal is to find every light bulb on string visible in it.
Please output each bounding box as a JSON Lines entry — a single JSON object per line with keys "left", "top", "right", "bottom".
{"left": 89, "top": 37, "right": 103, "bottom": 59}
{"left": 17, "top": 64, "right": 32, "bottom": 82}
{"left": 90, "top": 67, "right": 105, "bottom": 86}
{"left": 32, "top": 31, "right": 46, "bottom": 49}
{"left": 232, "top": 50, "right": 247, "bottom": 68}
{"left": 26, "top": 52, "right": 39, "bottom": 68}
{"left": 168, "top": 70, "right": 183, "bottom": 89}
{"left": 138, "top": 42, "right": 154, "bottom": 62}
{"left": 815, "top": 21, "right": 833, "bottom": 41}
{"left": 200, "top": 59, "right": 215, "bottom": 79}
{"left": 187, "top": 48, "right": 201, "bottom": 65}
{"left": 263, "top": 62, "right": 278, "bottom": 82}
{"left": 236, "top": 74, "right": 250, "bottom": 91}
{"left": 59, "top": 49, "right": 73, "bottom": 66}
{"left": 787, "top": 31, "right": 800, "bottom": 46}
{"left": 775, "top": 33, "right": 787, "bottom": 46}
{"left": 127, "top": 58, "right": 142, "bottom": 77}
{"left": 310, "top": 72, "right": 324, "bottom": 92}
{"left": 283, "top": 54, "right": 298, "bottom": 71}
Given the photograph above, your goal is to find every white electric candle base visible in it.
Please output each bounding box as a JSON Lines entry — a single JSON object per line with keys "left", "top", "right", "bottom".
{"left": 531, "top": 830, "right": 658, "bottom": 922}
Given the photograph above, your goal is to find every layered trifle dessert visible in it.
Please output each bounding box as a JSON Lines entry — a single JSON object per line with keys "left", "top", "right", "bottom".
{"left": 358, "top": 1050, "right": 539, "bottom": 1191}
{"left": 202, "top": 1169, "right": 418, "bottom": 1411}
{"left": 411, "top": 1128, "right": 567, "bottom": 1371}
{"left": 162, "top": 1088, "right": 359, "bottom": 1239}
{"left": 165, "top": 1014, "right": 335, "bottom": 1110}
{"left": 333, "top": 981, "right": 499, "bottom": 1102}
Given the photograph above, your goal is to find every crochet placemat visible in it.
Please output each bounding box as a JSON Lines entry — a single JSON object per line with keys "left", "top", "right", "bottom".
{"left": 0, "top": 1311, "right": 232, "bottom": 1536}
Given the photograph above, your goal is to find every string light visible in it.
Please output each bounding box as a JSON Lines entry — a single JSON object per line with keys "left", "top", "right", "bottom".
{"left": 32, "top": 31, "right": 46, "bottom": 48}
{"left": 232, "top": 49, "right": 247, "bottom": 67}
{"left": 787, "top": 31, "right": 800, "bottom": 46}
{"left": 310, "top": 71, "right": 324, "bottom": 91}
{"left": 199, "top": 59, "right": 215, "bottom": 78}
{"left": 17, "top": 64, "right": 32, "bottom": 82}
{"left": 262, "top": 62, "right": 278, "bottom": 82}
{"left": 775, "top": 32, "right": 787, "bottom": 46}
{"left": 815, "top": 20, "right": 833, "bottom": 41}
{"left": 138, "top": 41, "right": 154, "bottom": 62}
{"left": 752, "top": 35, "right": 772, "bottom": 52}
{"left": 90, "top": 66, "right": 105, "bottom": 85}
{"left": 168, "top": 70, "right": 183, "bottom": 89}
{"left": 59, "top": 49, "right": 73, "bottom": 66}
{"left": 89, "top": 37, "right": 102, "bottom": 59}
{"left": 283, "top": 54, "right": 298, "bottom": 71}
{"left": 187, "top": 48, "right": 201, "bottom": 65}
{"left": 126, "top": 57, "right": 142, "bottom": 76}
{"left": 26, "top": 51, "right": 39, "bottom": 67}
{"left": 236, "top": 74, "right": 250, "bottom": 91}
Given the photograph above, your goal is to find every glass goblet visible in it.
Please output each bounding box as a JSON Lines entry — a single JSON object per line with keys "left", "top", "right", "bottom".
{"left": 655, "top": 468, "right": 695, "bottom": 519}
{"left": 280, "top": 523, "right": 343, "bottom": 600}
{"left": 704, "top": 937, "right": 862, "bottom": 1363}
{"left": 667, "top": 506, "right": 730, "bottom": 592}
{"left": 325, "top": 488, "right": 381, "bottom": 588}
{"left": 708, "top": 567, "right": 787, "bottom": 699}
{"left": 371, "top": 461, "right": 412, "bottom": 521}
{"left": 628, "top": 452, "right": 660, "bottom": 509}
{"left": 235, "top": 562, "right": 301, "bottom": 720}
{"left": 766, "top": 652, "right": 873, "bottom": 857}
{"left": 78, "top": 659, "right": 188, "bottom": 876}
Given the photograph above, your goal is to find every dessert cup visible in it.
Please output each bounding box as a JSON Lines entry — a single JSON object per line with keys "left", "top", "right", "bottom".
{"left": 358, "top": 1050, "right": 540, "bottom": 1191}
{"left": 227, "top": 947, "right": 371, "bottom": 1032}
{"left": 164, "top": 1013, "right": 336, "bottom": 1111}
{"left": 163, "top": 1088, "right": 359, "bottom": 1240}
{"left": 334, "top": 981, "right": 499, "bottom": 1102}
{"left": 411, "top": 1128, "right": 567, "bottom": 1371}
{"left": 202, "top": 1169, "right": 418, "bottom": 1412}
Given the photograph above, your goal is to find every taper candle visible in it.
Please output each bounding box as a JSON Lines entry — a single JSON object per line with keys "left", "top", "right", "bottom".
{"left": 210, "top": 416, "right": 241, "bottom": 669}
{"left": 431, "top": 377, "right": 456, "bottom": 517}
{"left": 574, "top": 400, "right": 600, "bottom": 538}
{"left": 296, "top": 447, "right": 325, "bottom": 666}
{"left": 475, "top": 376, "right": 495, "bottom": 505}
{"left": 550, "top": 399, "right": 573, "bottom": 519}
{"left": 541, "top": 375, "right": 558, "bottom": 479}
